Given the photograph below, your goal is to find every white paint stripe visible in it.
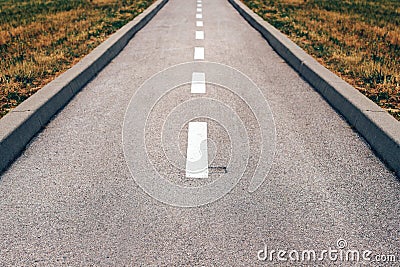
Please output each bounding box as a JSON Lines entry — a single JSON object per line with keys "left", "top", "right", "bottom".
{"left": 197, "top": 0, "right": 201, "bottom": 3}
{"left": 194, "top": 47, "right": 204, "bottom": 60}
{"left": 196, "top": 21, "right": 203, "bottom": 27}
{"left": 197, "top": 8, "right": 202, "bottom": 12}
{"left": 186, "top": 122, "right": 208, "bottom": 178}
{"left": 191, "top": 72, "right": 206, "bottom": 93}
{"left": 197, "top": 3, "right": 202, "bottom": 7}
{"left": 195, "top": 30, "right": 204, "bottom": 40}
{"left": 196, "top": 13, "right": 202, "bottom": 19}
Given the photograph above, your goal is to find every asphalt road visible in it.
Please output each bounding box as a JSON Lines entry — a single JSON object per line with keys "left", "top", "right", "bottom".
{"left": 0, "top": 0, "right": 399, "bottom": 265}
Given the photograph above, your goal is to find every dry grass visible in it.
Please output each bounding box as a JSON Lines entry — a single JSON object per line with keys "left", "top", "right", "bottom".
{"left": 243, "top": 0, "right": 400, "bottom": 120}
{"left": 0, "top": 0, "right": 154, "bottom": 118}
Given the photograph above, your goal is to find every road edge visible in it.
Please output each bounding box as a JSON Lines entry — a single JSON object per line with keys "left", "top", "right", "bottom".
{"left": 229, "top": 0, "right": 400, "bottom": 177}
{"left": 0, "top": 0, "right": 168, "bottom": 174}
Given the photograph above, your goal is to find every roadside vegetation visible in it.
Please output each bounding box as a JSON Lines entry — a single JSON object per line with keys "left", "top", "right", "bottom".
{"left": 243, "top": 0, "right": 400, "bottom": 120}
{"left": 0, "top": 0, "right": 154, "bottom": 118}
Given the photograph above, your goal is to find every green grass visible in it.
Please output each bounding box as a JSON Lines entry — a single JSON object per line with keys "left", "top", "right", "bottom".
{"left": 243, "top": 0, "right": 400, "bottom": 120}
{"left": 0, "top": 0, "right": 154, "bottom": 118}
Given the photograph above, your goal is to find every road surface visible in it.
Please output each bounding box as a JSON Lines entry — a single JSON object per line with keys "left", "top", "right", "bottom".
{"left": 0, "top": 0, "right": 399, "bottom": 265}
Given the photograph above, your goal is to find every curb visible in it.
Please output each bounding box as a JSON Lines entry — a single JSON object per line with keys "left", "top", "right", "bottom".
{"left": 229, "top": 0, "right": 400, "bottom": 177}
{"left": 0, "top": 0, "right": 168, "bottom": 174}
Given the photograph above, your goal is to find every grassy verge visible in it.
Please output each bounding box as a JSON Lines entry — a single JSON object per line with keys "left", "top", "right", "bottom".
{"left": 0, "top": 0, "right": 154, "bottom": 118}
{"left": 242, "top": 0, "right": 400, "bottom": 120}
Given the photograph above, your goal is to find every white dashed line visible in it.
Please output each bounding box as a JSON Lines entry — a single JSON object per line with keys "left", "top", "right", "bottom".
{"left": 195, "top": 30, "right": 204, "bottom": 40}
{"left": 191, "top": 72, "right": 206, "bottom": 93}
{"left": 186, "top": 122, "right": 208, "bottom": 178}
{"left": 194, "top": 47, "right": 204, "bottom": 60}
{"left": 187, "top": 1, "right": 207, "bottom": 178}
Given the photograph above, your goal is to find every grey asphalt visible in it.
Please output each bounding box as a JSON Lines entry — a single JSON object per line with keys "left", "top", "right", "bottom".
{"left": 0, "top": 0, "right": 399, "bottom": 265}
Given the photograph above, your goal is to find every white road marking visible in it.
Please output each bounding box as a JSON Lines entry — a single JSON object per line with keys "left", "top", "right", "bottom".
{"left": 194, "top": 47, "right": 204, "bottom": 60}
{"left": 191, "top": 72, "right": 206, "bottom": 93}
{"left": 195, "top": 30, "right": 204, "bottom": 40}
{"left": 187, "top": 0, "right": 207, "bottom": 178}
{"left": 186, "top": 122, "right": 208, "bottom": 178}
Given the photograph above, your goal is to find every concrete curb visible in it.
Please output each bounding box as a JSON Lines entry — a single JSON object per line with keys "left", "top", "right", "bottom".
{"left": 0, "top": 0, "right": 168, "bottom": 174}
{"left": 229, "top": 0, "right": 400, "bottom": 177}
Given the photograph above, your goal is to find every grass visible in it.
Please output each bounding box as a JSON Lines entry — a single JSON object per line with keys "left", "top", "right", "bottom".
{"left": 0, "top": 0, "right": 154, "bottom": 118}
{"left": 242, "top": 0, "right": 400, "bottom": 120}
